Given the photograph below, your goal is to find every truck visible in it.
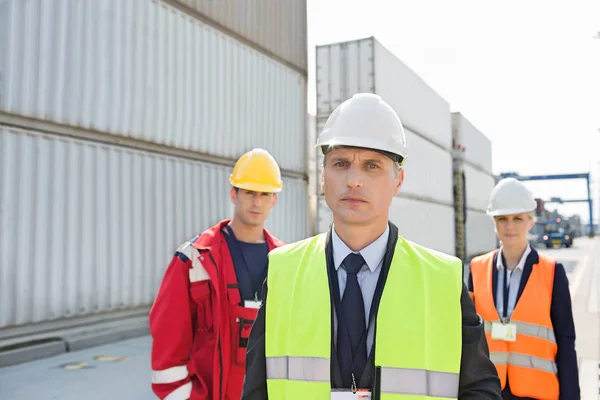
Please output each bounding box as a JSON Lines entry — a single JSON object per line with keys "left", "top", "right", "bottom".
{"left": 539, "top": 218, "right": 573, "bottom": 248}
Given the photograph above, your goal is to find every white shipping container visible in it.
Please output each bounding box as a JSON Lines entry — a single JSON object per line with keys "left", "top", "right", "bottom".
{"left": 316, "top": 196, "right": 333, "bottom": 232}
{"left": 314, "top": 117, "right": 326, "bottom": 194}
{"left": 317, "top": 195, "right": 455, "bottom": 256}
{"left": 307, "top": 113, "right": 318, "bottom": 235}
{"left": 171, "top": 0, "right": 307, "bottom": 73}
{"left": 314, "top": 117, "right": 453, "bottom": 206}
{"left": 0, "top": 126, "right": 309, "bottom": 328}
{"left": 0, "top": 0, "right": 307, "bottom": 173}
{"left": 400, "top": 128, "right": 453, "bottom": 205}
{"left": 452, "top": 113, "right": 493, "bottom": 173}
{"left": 316, "top": 37, "right": 452, "bottom": 150}
{"left": 466, "top": 210, "right": 497, "bottom": 258}
{"left": 464, "top": 163, "right": 496, "bottom": 212}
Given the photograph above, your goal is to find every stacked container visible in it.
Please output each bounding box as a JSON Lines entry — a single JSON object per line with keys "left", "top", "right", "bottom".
{"left": 315, "top": 37, "right": 456, "bottom": 255}
{"left": 452, "top": 112, "right": 497, "bottom": 260}
{"left": 0, "top": 0, "right": 308, "bottom": 332}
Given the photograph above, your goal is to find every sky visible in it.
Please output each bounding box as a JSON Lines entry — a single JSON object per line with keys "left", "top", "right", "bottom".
{"left": 306, "top": 0, "right": 600, "bottom": 223}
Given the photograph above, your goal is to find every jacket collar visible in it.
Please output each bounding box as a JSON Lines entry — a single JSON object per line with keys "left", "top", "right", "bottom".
{"left": 191, "top": 219, "right": 284, "bottom": 253}
{"left": 493, "top": 246, "right": 539, "bottom": 270}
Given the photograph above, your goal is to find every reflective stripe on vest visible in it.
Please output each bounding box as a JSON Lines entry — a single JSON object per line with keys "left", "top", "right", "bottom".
{"left": 379, "top": 367, "right": 459, "bottom": 397}
{"left": 470, "top": 250, "right": 559, "bottom": 399}
{"left": 483, "top": 321, "right": 556, "bottom": 343}
{"left": 489, "top": 352, "right": 558, "bottom": 374}
{"left": 266, "top": 356, "right": 330, "bottom": 382}
{"left": 265, "top": 233, "right": 463, "bottom": 399}
{"left": 265, "top": 356, "right": 460, "bottom": 397}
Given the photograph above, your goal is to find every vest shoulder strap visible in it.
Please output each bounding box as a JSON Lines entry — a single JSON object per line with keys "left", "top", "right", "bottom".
{"left": 399, "top": 237, "right": 462, "bottom": 265}
{"left": 536, "top": 253, "right": 557, "bottom": 269}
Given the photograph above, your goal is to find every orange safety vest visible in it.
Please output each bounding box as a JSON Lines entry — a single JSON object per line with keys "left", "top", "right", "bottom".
{"left": 470, "top": 250, "right": 559, "bottom": 400}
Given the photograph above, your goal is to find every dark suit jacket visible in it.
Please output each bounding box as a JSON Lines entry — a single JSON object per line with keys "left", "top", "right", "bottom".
{"left": 467, "top": 248, "right": 579, "bottom": 400}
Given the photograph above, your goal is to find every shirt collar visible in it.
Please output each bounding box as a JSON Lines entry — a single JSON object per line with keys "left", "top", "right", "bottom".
{"left": 496, "top": 244, "right": 531, "bottom": 272}
{"left": 332, "top": 224, "right": 389, "bottom": 273}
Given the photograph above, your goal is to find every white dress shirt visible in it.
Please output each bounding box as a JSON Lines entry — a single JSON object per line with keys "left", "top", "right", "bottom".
{"left": 331, "top": 224, "right": 389, "bottom": 355}
{"left": 495, "top": 244, "right": 531, "bottom": 321}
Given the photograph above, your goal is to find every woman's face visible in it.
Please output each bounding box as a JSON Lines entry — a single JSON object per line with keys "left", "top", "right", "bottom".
{"left": 493, "top": 212, "right": 535, "bottom": 247}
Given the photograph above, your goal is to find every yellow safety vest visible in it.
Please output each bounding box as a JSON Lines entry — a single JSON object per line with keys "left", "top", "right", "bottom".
{"left": 265, "top": 233, "right": 463, "bottom": 399}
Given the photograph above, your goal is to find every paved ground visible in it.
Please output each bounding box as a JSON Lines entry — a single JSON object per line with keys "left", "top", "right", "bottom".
{"left": 1, "top": 238, "right": 599, "bottom": 399}
{"left": 0, "top": 336, "right": 154, "bottom": 399}
{"left": 543, "top": 237, "right": 600, "bottom": 399}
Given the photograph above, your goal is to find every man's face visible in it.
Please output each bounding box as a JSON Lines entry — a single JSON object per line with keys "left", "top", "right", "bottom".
{"left": 231, "top": 188, "right": 277, "bottom": 227}
{"left": 321, "top": 147, "right": 403, "bottom": 226}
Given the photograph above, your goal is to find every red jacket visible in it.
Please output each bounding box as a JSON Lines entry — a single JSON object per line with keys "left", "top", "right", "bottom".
{"left": 150, "top": 219, "right": 285, "bottom": 400}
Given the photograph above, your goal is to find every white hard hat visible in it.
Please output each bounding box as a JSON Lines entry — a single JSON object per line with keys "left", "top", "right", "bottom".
{"left": 486, "top": 178, "right": 536, "bottom": 217}
{"left": 315, "top": 93, "right": 407, "bottom": 163}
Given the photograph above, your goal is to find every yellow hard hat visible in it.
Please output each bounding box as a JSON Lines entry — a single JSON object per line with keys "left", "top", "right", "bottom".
{"left": 229, "top": 148, "right": 283, "bottom": 193}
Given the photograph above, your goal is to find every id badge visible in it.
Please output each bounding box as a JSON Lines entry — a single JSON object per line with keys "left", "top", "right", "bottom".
{"left": 331, "top": 390, "right": 371, "bottom": 399}
{"left": 491, "top": 322, "right": 517, "bottom": 342}
{"left": 244, "top": 300, "right": 262, "bottom": 309}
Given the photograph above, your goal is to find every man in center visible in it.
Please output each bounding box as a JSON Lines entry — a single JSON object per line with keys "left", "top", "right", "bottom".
{"left": 242, "top": 93, "right": 502, "bottom": 399}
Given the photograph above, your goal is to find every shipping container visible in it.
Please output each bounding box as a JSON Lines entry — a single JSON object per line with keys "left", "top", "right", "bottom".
{"left": 399, "top": 129, "right": 453, "bottom": 205}
{"left": 314, "top": 117, "right": 326, "bottom": 194}
{"left": 464, "top": 163, "right": 496, "bottom": 212}
{"left": 169, "top": 0, "right": 307, "bottom": 73}
{"left": 0, "top": 126, "right": 309, "bottom": 329}
{"left": 0, "top": 0, "right": 307, "bottom": 173}
{"left": 466, "top": 210, "right": 497, "bottom": 258}
{"left": 316, "top": 37, "right": 452, "bottom": 150}
{"left": 452, "top": 112, "right": 493, "bottom": 173}
{"left": 307, "top": 113, "right": 318, "bottom": 234}
{"left": 317, "top": 195, "right": 455, "bottom": 256}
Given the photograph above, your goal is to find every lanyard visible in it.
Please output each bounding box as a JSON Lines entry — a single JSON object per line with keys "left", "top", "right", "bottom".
{"left": 502, "top": 265, "right": 509, "bottom": 321}
{"left": 225, "top": 225, "right": 262, "bottom": 301}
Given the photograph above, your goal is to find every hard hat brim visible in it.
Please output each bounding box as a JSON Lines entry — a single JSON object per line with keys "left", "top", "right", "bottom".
{"left": 315, "top": 136, "right": 406, "bottom": 159}
{"left": 231, "top": 182, "right": 282, "bottom": 193}
{"left": 486, "top": 206, "right": 536, "bottom": 217}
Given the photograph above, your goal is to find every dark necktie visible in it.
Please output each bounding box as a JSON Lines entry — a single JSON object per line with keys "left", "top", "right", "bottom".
{"left": 338, "top": 252, "right": 367, "bottom": 388}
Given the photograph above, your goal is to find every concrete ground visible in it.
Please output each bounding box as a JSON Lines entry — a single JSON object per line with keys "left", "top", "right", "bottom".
{"left": 1, "top": 238, "right": 599, "bottom": 399}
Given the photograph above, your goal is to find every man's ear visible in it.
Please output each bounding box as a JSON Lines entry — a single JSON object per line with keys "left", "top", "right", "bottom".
{"left": 394, "top": 168, "right": 404, "bottom": 196}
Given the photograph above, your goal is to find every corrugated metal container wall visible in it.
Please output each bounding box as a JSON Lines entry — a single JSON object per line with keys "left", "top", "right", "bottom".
{"left": 400, "top": 129, "right": 453, "bottom": 205}
{"left": 307, "top": 113, "right": 318, "bottom": 235}
{"left": 451, "top": 112, "right": 496, "bottom": 259}
{"left": 171, "top": 0, "right": 307, "bottom": 73}
{"left": 466, "top": 210, "right": 497, "bottom": 258}
{"left": 451, "top": 113, "right": 492, "bottom": 173}
{"left": 0, "top": 127, "right": 309, "bottom": 328}
{"left": 316, "top": 37, "right": 452, "bottom": 150}
{"left": 317, "top": 197, "right": 455, "bottom": 256}
{"left": 315, "top": 117, "right": 326, "bottom": 194}
{"left": 464, "top": 164, "right": 495, "bottom": 212}
{"left": 0, "top": 0, "right": 307, "bottom": 173}
{"left": 317, "top": 197, "right": 333, "bottom": 233}
{"left": 373, "top": 40, "right": 452, "bottom": 151}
